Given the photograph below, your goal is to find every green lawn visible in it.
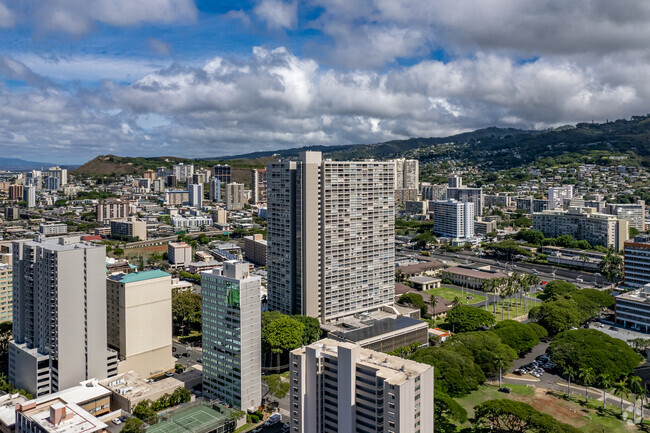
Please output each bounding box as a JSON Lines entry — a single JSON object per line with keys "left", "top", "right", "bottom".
{"left": 423, "top": 286, "right": 487, "bottom": 305}
{"left": 455, "top": 384, "right": 648, "bottom": 433}
{"left": 484, "top": 298, "right": 540, "bottom": 322}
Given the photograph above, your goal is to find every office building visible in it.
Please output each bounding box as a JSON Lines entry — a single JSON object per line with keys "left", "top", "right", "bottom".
{"left": 44, "top": 176, "right": 60, "bottom": 191}
{"left": 0, "top": 263, "right": 12, "bottom": 323}
{"left": 608, "top": 201, "right": 646, "bottom": 231}
{"left": 110, "top": 217, "right": 147, "bottom": 241}
{"left": 189, "top": 183, "right": 203, "bottom": 208}
{"left": 38, "top": 223, "right": 68, "bottom": 236}
{"left": 433, "top": 199, "right": 474, "bottom": 239}
{"left": 213, "top": 207, "right": 227, "bottom": 224}
{"left": 5, "top": 207, "right": 20, "bottom": 220}
{"left": 23, "top": 186, "right": 35, "bottom": 208}
{"left": 290, "top": 338, "right": 433, "bottom": 433}
{"left": 267, "top": 151, "right": 395, "bottom": 322}
{"left": 251, "top": 169, "right": 267, "bottom": 204}
{"left": 615, "top": 287, "right": 650, "bottom": 332}
{"left": 548, "top": 185, "right": 574, "bottom": 209}
{"left": 213, "top": 164, "right": 232, "bottom": 184}
{"left": 173, "top": 163, "right": 194, "bottom": 183}
{"left": 623, "top": 235, "right": 650, "bottom": 288}
{"left": 46, "top": 167, "right": 67, "bottom": 186}
{"left": 474, "top": 218, "right": 497, "bottom": 236}
{"left": 168, "top": 242, "right": 192, "bottom": 268}
{"left": 96, "top": 199, "right": 135, "bottom": 223}
{"left": 445, "top": 176, "right": 484, "bottom": 216}
{"left": 420, "top": 183, "right": 447, "bottom": 201}
{"left": 8, "top": 185, "right": 23, "bottom": 201}
{"left": 166, "top": 175, "right": 177, "bottom": 187}
{"left": 225, "top": 182, "right": 245, "bottom": 211}
{"left": 532, "top": 207, "right": 629, "bottom": 250}
{"left": 243, "top": 234, "right": 267, "bottom": 266}
{"left": 106, "top": 270, "right": 174, "bottom": 378}
{"left": 10, "top": 236, "right": 115, "bottom": 397}
{"left": 171, "top": 214, "right": 213, "bottom": 229}
{"left": 202, "top": 262, "right": 261, "bottom": 411}
{"left": 209, "top": 178, "right": 222, "bottom": 202}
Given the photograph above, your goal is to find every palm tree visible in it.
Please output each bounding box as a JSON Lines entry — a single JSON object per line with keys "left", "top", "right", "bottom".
{"left": 429, "top": 295, "right": 438, "bottom": 316}
{"left": 563, "top": 366, "right": 576, "bottom": 397}
{"left": 481, "top": 279, "right": 493, "bottom": 312}
{"left": 598, "top": 373, "right": 613, "bottom": 409}
{"left": 579, "top": 367, "right": 594, "bottom": 402}
{"left": 524, "top": 274, "right": 540, "bottom": 311}
{"left": 629, "top": 375, "right": 642, "bottom": 423}
{"left": 614, "top": 378, "right": 631, "bottom": 415}
{"left": 452, "top": 297, "right": 461, "bottom": 308}
{"left": 494, "top": 355, "right": 508, "bottom": 389}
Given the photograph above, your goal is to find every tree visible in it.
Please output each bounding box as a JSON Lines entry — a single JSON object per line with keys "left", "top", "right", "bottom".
{"left": 472, "top": 399, "right": 581, "bottom": 433}
{"left": 445, "top": 305, "right": 495, "bottom": 333}
{"left": 397, "top": 293, "right": 428, "bottom": 317}
{"left": 293, "top": 315, "right": 322, "bottom": 346}
{"left": 492, "top": 320, "right": 540, "bottom": 355}
{"left": 412, "top": 231, "right": 437, "bottom": 248}
{"left": 629, "top": 375, "right": 642, "bottom": 423}
{"left": 444, "top": 331, "right": 517, "bottom": 376}
{"left": 120, "top": 417, "right": 144, "bottom": 433}
{"left": 262, "top": 374, "right": 290, "bottom": 399}
{"left": 133, "top": 400, "right": 156, "bottom": 421}
{"left": 434, "top": 389, "right": 468, "bottom": 433}
{"left": 614, "top": 378, "right": 630, "bottom": 415}
{"left": 578, "top": 367, "right": 594, "bottom": 402}
{"left": 171, "top": 291, "right": 202, "bottom": 336}
{"left": 0, "top": 321, "right": 12, "bottom": 354}
{"left": 409, "top": 347, "right": 485, "bottom": 397}
{"left": 598, "top": 373, "right": 613, "bottom": 409}
{"left": 600, "top": 249, "right": 624, "bottom": 284}
{"left": 563, "top": 366, "right": 576, "bottom": 397}
{"left": 261, "top": 312, "right": 305, "bottom": 366}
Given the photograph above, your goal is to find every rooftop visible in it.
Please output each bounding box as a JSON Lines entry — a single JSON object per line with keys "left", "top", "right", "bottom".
{"left": 108, "top": 269, "right": 170, "bottom": 284}
{"left": 18, "top": 398, "right": 107, "bottom": 433}
{"left": 99, "top": 371, "right": 184, "bottom": 401}
{"left": 327, "top": 316, "right": 426, "bottom": 343}
{"left": 443, "top": 265, "right": 508, "bottom": 280}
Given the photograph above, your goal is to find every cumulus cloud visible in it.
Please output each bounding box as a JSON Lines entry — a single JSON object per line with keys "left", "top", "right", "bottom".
{"left": 254, "top": 0, "right": 297, "bottom": 30}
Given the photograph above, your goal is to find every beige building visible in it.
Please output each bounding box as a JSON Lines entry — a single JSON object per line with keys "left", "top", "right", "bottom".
{"left": 168, "top": 242, "right": 192, "bottom": 268}
{"left": 243, "top": 234, "right": 267, "bottom": 266}
{"left": 225, "top": 182, "right": 245, "bottom": 210}
{"left": 441, "top": 265, "right": 508, "bottom": 290}
{"left": 99, "top": 372, "right": 184, "bottom": 413}
{"left": 165, "top": 190, "right": 189, "bottom": 206}
{"left": 96, "top": 199, "right": 135, "bottom": 223}
{"left": 106, "top": 270, "right": 174, "bottom": 378}
{"left": 212, "top": 208, "right": 227, "bottom": 224}
{"left": 110, "top": 217, "right": 147, "bottom": 241}
{"left": 532, "top": 207, "right": 629, "bottom": 250}
{"left": 0, "top": 264, "right": 12, "bottom": 323}
{"left": 290, "top": 338, "right": 433, "bottom": 433}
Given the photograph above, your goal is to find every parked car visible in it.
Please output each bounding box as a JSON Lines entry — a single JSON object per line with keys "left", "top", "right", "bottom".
{"left": 112, "top": 418, "right": 122, "bottom": 425}
{"left": 265, "top": 413, "right": 282, "bottom": 427}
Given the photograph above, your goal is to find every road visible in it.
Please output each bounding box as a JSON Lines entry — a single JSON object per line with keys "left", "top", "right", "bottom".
{"left": 172, "top": 342, "right": 202, "bottom": 368}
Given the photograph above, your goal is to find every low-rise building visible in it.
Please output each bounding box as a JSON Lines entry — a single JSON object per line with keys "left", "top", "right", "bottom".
{"left": 171, "top": 215, "right": 213, "bottom": 228}
{"left": 474, "top": 218, "right": 497, "bottom": 236}
{"left": 110, "top": 217, "right": 148, "bottom": 241}
{"left": 624, "top": 235, "right": 650, "bottom": 288}
{"left": 441, "top": 265, "right": 508, "bottom": 289}
{"left": 541, "top": 246, "right": 604, "bottom": 271}
{"left": 168, "top": 242, "right": 192, "bottom": 268}
{"left": 100, "top": 372, "right": 185, "bottom": 413}
{"left": 243, "top": 234, "right": 267, "bottom": 266}
{"left": 615, "top": 286, "right": 650, "bottom": 332}
{"left": 38, "top": 223, "right": 68, "bottom": 236}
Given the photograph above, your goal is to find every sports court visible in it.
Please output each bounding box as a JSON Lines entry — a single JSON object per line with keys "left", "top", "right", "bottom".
{"left": 147, "top": 404, "right": 233, "bottom": 433}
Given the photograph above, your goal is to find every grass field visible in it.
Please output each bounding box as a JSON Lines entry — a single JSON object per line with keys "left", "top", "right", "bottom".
{"left": 456, "top": 384, "right": 647, "bottom": 433}
{"left": 423, "top": 286, "right": 487, "bottom": 305}
{"left": 484, "top": 298, "right": 540, "bottom": 322}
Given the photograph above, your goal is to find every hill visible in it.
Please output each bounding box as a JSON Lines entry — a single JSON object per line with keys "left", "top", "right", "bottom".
{"left": 0, "top": 157, "right": 63, "bottom": 170}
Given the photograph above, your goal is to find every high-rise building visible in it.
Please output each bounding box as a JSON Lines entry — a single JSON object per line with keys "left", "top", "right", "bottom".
{"left": 8, "top": 185, "right": 23, "bottom": 201}
{"left": 23, "top": 186, "right": 36, "bottom": 208}
{"left": 10, "top": 236, "right": 116, "bottom": 397}
{"left": 188, "top": 183, "right": 203, "bottom": 208}
{"left": 173, "top": 163, "right": 194, "bottom": 183}
{"left": 623, "top": 235, "right": 650, "bottom": 288}
{"left": 202, "top": 262, "right": 261, "bottom": 411}
{"left": 433, "top": 199, "right": 475, "bottom": 239}
{"left": 533, "top": 207, "right": 629, "bottom": 250}
{"left": 143, "top": 169, "right": 156, "bottom": 181}
{"left": 96, "top": 200, "right": 135, "bottom": 223}
{"left": 168, "top": 242, "right": 192, "bottom": 268}
{"left": 152, "top": 178, "right": 164, "bottom": 192}
{"left": 106, "top": 270, "right": 174, "bottom": 378}
{"left": 0, "top": 263, "right": 12, "bottom": 323}
{"left": 420, "top": 183, "right": 447, "bottom": 201}
{"left": 166, "top": 175, "right": 178, "bottom": 187}
{"left": 392, "top": 159, "right": 418, "bottom": 205}
{"left": 445, "top": 176, "right": 484, "bottom": 216}
{"left": 225, "top": 183, "right": 245, "bottom": 210}
{"left": 164, "top": 190, "right": 189, "bottom": 206}
{"left": 209, "top": 178, "right": 221, "bottom": 202}
{"left": 213, "top": 164, "right": 232, "bottom": 184}
{"left": 251, "top": 169, "right": 267, "bottom": 204}
{"left": 267, "top": 152, "right": 395, "bottom": 322}
{"left": 548, "top": 185, "right": 574, "bottom": 210}
{"left": 290, "top": 338, "right": 434, "bottom": 433}
{"left": 46, "top": 167, "right": 67, "bottom": 186}
{"left": 44, "top": 176, "right": 60, "bottom": 191}
{"left": 243, "top": 234, "right": 267, "bottom": 266}
{"left": 608, "top": 201, "right": 646, "bottom": 232}
{"left": 110, "top": 217, "right": 147, "bottom": 241}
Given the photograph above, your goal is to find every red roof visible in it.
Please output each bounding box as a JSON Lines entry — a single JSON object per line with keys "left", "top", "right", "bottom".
{"left": 82, "top": 235, "right": 103, "bottom": 241}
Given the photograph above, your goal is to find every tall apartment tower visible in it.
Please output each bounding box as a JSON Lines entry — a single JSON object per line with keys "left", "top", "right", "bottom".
{"left": 10, "top": 236, "right": 116, "bottom": 397}
{"left": 209, "top": 178, "right": 221, "bottom": 202}
{"left": 251, "top": 169, "right": 268, "bottom": 204}
{"left": 202, "top": 262, "right": 261, "bottom": 411}
{"left": 548, "top": 185, "right": 574, "bottom": 210}
{"left": 225, "top": 183, "right": 245, "bottom": 210}
{"left": 290, "top": 338, "right": 434, "bottom": 433}
{"left": 188, "top": 183, "right": 203, "bottom": 208}
{"left": 213, "top": 164, "right": 232, "bottom": 184}
{"left": 433, "top": 199, "right": 475, "bottom": 239}
{"left": 173, "top": 163, "right": 194, "bottom": 183}
{"left": 47, "top": 167, "right": 67, "bottom": 186}
{"left": 392, "top": 159, "right": 419, "bottom": 205}
{"left": 23, "top": 186, "right": 36, "bottom": 208}
{"left": 267, "top": 151, "right": 395, "bottom": 322}
{"left": 445, "top": 176, "right": 484, "bottom": 216}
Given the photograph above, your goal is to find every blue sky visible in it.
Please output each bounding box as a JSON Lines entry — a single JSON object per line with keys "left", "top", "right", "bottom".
{"left": 1, "top": 0, "right": 650, "bottom": 164}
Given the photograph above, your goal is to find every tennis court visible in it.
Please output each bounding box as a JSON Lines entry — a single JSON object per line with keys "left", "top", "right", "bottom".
{"left": 147, "top": 404, "right": 231, "bottom": 433}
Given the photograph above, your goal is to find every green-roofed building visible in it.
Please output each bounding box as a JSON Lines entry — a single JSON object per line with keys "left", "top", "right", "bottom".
{"left": 107, "top": 269, "right": 175, "bottom": 378}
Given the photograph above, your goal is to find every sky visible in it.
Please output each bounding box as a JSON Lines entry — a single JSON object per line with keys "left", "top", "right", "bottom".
{"left": 1, "top": 1, "right": 650, "bottom": 164}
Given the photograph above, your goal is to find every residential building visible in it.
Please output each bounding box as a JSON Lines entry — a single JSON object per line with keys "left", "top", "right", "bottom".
{"left": 44, "top": 176, "right": 60, "bottom": 190}
{"left": 213, "top": 208, "right": 227, "bottom": 224}
{"left": 5, "top": 207, "right": 20, "bottom": 220}
{"left": 225, "top": 182, "right": 245, "bottom": 210}
{"left": 0, "top": 263, "right": 12, "bottom": 323}
{"left": 106, "top": 270, "right": 174, "bottom": 378}
{"left": 213, "top": 164, "right": 232, "bottom": 184}
{"left": 96, "top": 200, "right": 135, "bottom": 223}
{"left": 171, "top": 214, "right": 213, "bottom": 228}
{"left": 445, "top": 176, "right": 484, "bottom": 216}
{"left": 152, "top": 178, "right": 164, "bottom": 193}
{"left": 10, "top": 236, "right": 115, "bottom": 397}
{"left": 440, "top": 265, "right": 508, "bottom": 289}
{"left": 516, "top": 197, "right": 550, "bottom": 214}
{"left": 38, "top": 223, "right": 68, "bottom": 236}
{"left": 420, "top": 183, "right": 447, "bottom": 201}
{"left": 290, "top": 338, "right": 434, "bottom": 433}
{"left": 623, "top": 235, "right": 650, "bottom": 288}
{"left": 46, "top": 166, "right": 67, "bottom": 186}
{"left": 8, "top": 185, "right": 23, "bottom": 201}
{"left": 432, "top": 199, "right": 474, "bottom": 239}
{"left": 110, "top": 217, "right": 147, "bottom": 241}
{"left": 243, "top": 234, "right": 267, "bottom": 266}
{"left": 202, "top": 262, "right": 261, "bottom": 411}
{"left": 484, "top": 194, "right": 512, "bottom": 208}
{"left": 392, "top": 159, "right": 418, "bottom": 206}
{"left": 548, "top": 185, "right": 574, "bottom": 209}
{"left": 23, "top": 186, "right": 35, "bottom": 208}
{"left": 134, "top": 178, "right": 151, "bottom": 190}
{"left": 173, "top": 163, "right": 194, "bottom": 183}
{"left": 188, "top": 183, "right": 203, "bottom": 208}
{"left": 394, "top": 188, "right": 418, "bottom": 205}
{"left": 164, "top": 190, "right": 189, "bottom": 206}
{"left": 143, "top": 169, "right": 156, "bottom": 181}
{"left": 209, "top": 178, "right": 221, "bottom": 202}
{"left": 532, "top": 207, "right": 629, "bottom": 250}
{"left": 474, "top": 218, "right": 497, "bottom": 236}
{"left": 168, "top": 242, "right": 192, "bottom": 268}
{"left": 267, "top": 151, "right": 395, "bottom": 322}
{"left": 99, "top": 372, "right": 184, "bottom": 413}
{"left": 405, "top": 200, "right": 427, "bottom": 215}
{"left": 251, "top": 169, "right": 267, "bottom": 204}
{"left": 166, "top": 175, "right": 177, "bottom": 187}
{"left": 608, "top": 201, "right": 646, "bottom": 231}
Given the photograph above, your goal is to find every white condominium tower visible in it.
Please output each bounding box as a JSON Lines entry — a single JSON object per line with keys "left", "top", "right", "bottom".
{"left": 548, "top": 185, "right": 574, "bottom": 210}
{"left": 433, "top": 199, "right": 475, "bottom": 239}
{"left": 10, "top": 236, "right": 116, "bottom": 397}
{"left": 267, "top": 151, "right": 395, "bottom": 322}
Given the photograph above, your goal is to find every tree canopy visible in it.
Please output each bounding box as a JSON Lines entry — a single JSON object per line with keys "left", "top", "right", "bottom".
{"left": 446, "top": 305, "right": 496, "bottom": 333}
{"left": 409, "top": 347, "right": 485, "bottom": 397}
{"left": 492, "top": 320, "right": 540, "bottom": 355}
{"left": 397, "top": 292, "right": 428, "bottom": 317}
{"left": 444, "top": 331, "right": 517, "bottom": 376}
{"left": 171, "top": 291, "right": 202, "bottom": 336}
{"left": 473, "top": 399, "right": 581, "bottom": 433}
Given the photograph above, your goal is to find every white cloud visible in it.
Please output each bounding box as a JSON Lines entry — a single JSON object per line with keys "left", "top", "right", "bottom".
{"left": 254, "top": 0, "right": 297, "bottom": 30}
{"left": 0, "top": 2, "right": 14, "bottom": 27}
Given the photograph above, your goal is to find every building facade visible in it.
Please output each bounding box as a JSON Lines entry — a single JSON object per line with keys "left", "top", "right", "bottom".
{"left": 0, "top": 263, "right": 12, "bottom": 323}
{"left": 110, "top": 217, "right": 147, "bottom": 241}
{"left": 38, "top": 223, "right": 68, "bottom": 236}
{"left": 225, "top": 183, "right": 245, "bottom": 210}
{"left": 623, "top": 235, "right": 650, "bottom": 288}
{"left": 289, "top": 338, "right": 433, "bottom": 433}
{"left": 267, "top": 152, "right": 395, "bottom": 322}
{"left": 432, "top": 199, "right": 474, "bottom": 239}
{"left": 209, "top": 178, "right": 221, "bottom": 202}
{"left": 168, "top": 242, "right": 192, "bottom": 268}
{"left": 608, "top": 201, "right": 646, "bottom": 232}
{"left": 96, "top": 200, "right": 135, "bottom": 223}
{"left": 23, "top": 186, "right": 36, "bottom": 208}
{"left": 444, "top": 176, "right": 484, "bottom": 216}
{"left": 213, "top": 164, "right": 232, "bottom": 184}
{"left": 173, "top": 163, "right": 194, "bottom": 183}
{"left": 420, "top": 184, "right": 446, "bottom": 201}
{"left": 251, "top": 169, "right": 268, "bottom": 204}
{"left": 548, "top": 185, "right": 574, "bottom": 209}
{"left": 189, "top": 183, "right": 203, "bottom": 208}
{"left": 202, "top": 262, "right": 261, "bottom": 411}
